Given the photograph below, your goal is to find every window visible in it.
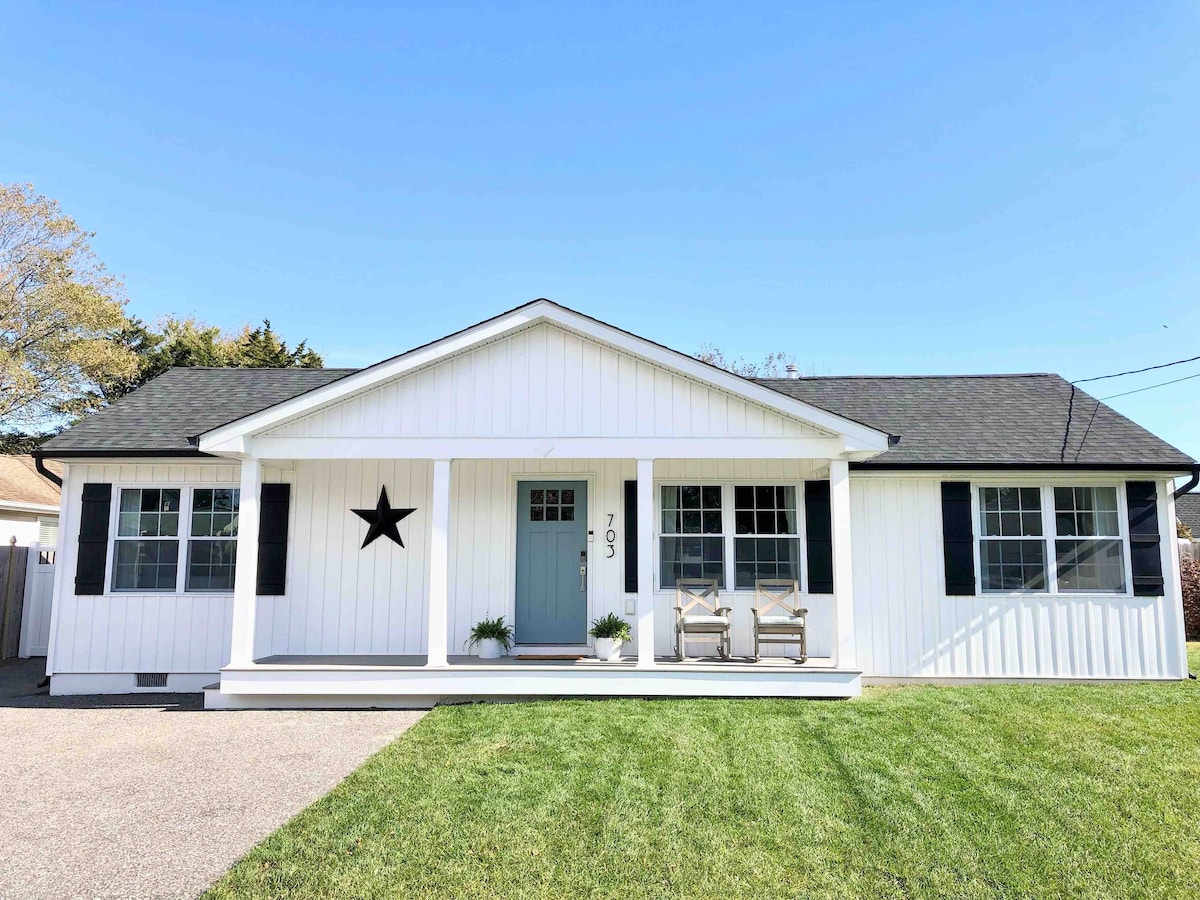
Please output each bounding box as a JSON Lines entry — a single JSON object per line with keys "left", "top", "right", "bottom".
{"left": 660, "top": 485, "right": 724, "bottom": 588}
{"left": 113, "top": 488, "right": 181, "bottom": 591}
{"left": 733, "top": 485, "right": 801, "bottom": 589}
{"left": 976, "top": 485, "right": 1128, "bottom": 595}
{"left": 187, "top": 488, "right": 240, "bottom": 591}
{"left": 529, "top": 488, "right": 575, "bottom": 522}
{"left": 1053, "top": 487, "right": 1125, "bottom": 592}
{"left": 112, "top": 486, "right": 240, "bottom": 593}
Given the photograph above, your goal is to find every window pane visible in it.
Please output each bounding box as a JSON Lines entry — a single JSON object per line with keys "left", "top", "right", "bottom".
{"left": 980, "top": 487, "right": 1041, "bottom": 538}
{"left": 561, "top": 506, "right": 574, "bottom": 521}
{"left": 660, "top": 486, "right": 677, "bottom": 511}
{"left": 187, "top": 539, "right": 237, "bottom": 591}
{"left": 113, "top": 539, "right": 178, "bottom": 591}
{"left": 702, "top": 486, "right": 721, "bottom": 509}
{"left": 660, "top": 536, "right": 724, "bottom": 588}
{"left": 702, "top": 511, "right": 721, "bottom": 534}
{"left": 682, "top": 511, "right": 701, "bottom": 533}
{"left": 980, "top": 539, "right": 1046, "bottom": 592}
{"left": 545, "top": 506, "right": 559, "bottom": 521}
{"left": 681, "top": 486, "right": 701, "bottom": 509}
{"left": 734, "top": 537, "right": 801, "bottom": 590}
{"left": 1054, "top": 486, "right": 1120, "bottom": 538}
{"left": 735, "top": 511, "right": 754, "bottom": 534}
{"left": 734, "top": 486, "right": 753, "bottom": 509}
{"left": 1055, "top": 539, "right": 1125, "bottom": 593}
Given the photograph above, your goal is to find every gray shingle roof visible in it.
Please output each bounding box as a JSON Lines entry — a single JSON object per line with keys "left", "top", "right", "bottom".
{"left": 39, "top": 367, "right": 1195, "bottom": 470}
{"left": 758, "top": 373, "right": 1195, "bottom": 468}
{"left": 1177, "top": 494, "right": 1200, "bottom": 536}
{"left": 41, "top": 368, "right": 355, "bottom": 454}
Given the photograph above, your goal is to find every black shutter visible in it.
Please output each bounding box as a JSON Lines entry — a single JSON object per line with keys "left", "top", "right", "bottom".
{"left": 75, "top": 483, "right": 112, "bottom": 595}
{"left": 805, "top": 480, "right": 833, "bottom": 594}
{"left": 1126, "top": 481, "right": 1164, "bottom": 597}
{"left": 941, "top": 482, "right": 976, "bottom": 596}
{"left": 624, "top": 480, "right": 637, "bottom": 593}
{"left": 256, "top": 483, "right": 291, "bottom": 596}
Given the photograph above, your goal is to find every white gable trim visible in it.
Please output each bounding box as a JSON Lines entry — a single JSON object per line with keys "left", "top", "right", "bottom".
{"left": 198, "top": 300, "right": 890, "bottom": 455}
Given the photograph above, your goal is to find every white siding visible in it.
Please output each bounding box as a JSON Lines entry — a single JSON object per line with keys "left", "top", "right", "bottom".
{"left": 262, "top": 323, "right": 831, "bottom": 441}
{"left": 50, "top": 460, "right": 1185, "bottom": 682}
{"left": 50, "top": 462, "right": 241, "bottom": 675}
{"left": 256, "top": 460, "right": 431, "bottom": 657}
{"left": 261, "top": 457, "right": 829, "bottom": 660}
{"left": 851, "top": 474, "right": 1186, "bottom": 680}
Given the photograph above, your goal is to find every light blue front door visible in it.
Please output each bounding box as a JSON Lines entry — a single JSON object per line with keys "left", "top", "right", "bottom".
{"left": 515, "top": 481, "right": 588, "bottom": 645}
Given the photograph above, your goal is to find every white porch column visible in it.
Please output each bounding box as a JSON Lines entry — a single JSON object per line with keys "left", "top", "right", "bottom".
{"left": 829, "top": 458, "right": 857, "bottom": 669}
{"left": 228, "top": 458, "right": 262, "bottom": 667}
{"left": 426, "top": 458, "right": 451, "bottom": 668}
{"left": 636, "top": 458, "right": 656, "bottom": 668}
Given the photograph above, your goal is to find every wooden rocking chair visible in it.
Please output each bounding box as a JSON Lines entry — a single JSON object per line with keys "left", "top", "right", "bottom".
{"left": 674, "top": 578, "right": 732, "bottom": 660}
{"left": 751, "top": 579, "right": 808, "bottom": 663}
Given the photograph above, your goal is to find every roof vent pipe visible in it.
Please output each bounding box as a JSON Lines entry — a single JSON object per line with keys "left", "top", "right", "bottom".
{"left": 785, "top": 364, "right": 799, "bottom": 380}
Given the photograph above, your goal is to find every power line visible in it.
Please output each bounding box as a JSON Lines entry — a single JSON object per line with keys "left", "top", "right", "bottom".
{"left": 1073, "top": 353, "right": 1200, "bottom": 384}
{"left": 1099, "top": 369, "right": 1200, "bottom": 401}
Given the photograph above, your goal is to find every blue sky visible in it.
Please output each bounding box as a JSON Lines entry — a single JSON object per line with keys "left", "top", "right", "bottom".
{"left": 3, "top": 2, "right": 1199, "bottom": 456}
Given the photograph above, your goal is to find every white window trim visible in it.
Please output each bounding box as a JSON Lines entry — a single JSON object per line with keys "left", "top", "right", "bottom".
{"left": 105, "top": 484, "right": 241, "bottom": 596}
{"left": 972, "top": 481, "right": 1134, "bottom": 598}
{"left": 653, "top": 479, "right": 809, "bottom": 595}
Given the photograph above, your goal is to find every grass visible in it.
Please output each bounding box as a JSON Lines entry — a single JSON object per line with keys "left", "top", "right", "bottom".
{"left": 205, "top": 645, "right": 1200, "bottom": 899}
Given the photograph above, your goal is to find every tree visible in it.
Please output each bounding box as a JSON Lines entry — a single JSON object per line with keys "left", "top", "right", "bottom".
{"left": 228, "top": 320, "right": 323, "bottom": 368}
{"left": 86, "top": 316, "right": 325, "bottom": 407}
{"left": 694, "top": 344, "right": 798, "bottom": 378}
{"left": 0, "top": 183, "right": 138, "bottom": 430}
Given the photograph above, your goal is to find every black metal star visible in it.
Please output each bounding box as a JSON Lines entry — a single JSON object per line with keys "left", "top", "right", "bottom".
{"left": 352, "top": 487, "right": 417, "bottom": 549}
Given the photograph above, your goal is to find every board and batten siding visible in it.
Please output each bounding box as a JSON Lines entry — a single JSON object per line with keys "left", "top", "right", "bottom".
{"left": 261, "top": 322, "right": 832, "bottom": 441}
{"left": 259, "top": 457, "right": 831, "bottom": 660}
{"left": 49, "top": 462, "right": 241, "bottom": 676}
{"left": 851, "top": 474, "right": 1187, "bottom": 680}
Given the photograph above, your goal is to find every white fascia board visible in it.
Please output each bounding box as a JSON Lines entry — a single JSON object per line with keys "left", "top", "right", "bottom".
{"left": 249, "top": 435, "right": 848, "bottom": 461}
{"left": 198, "top": 300, "right": 891, "bottom": 454}
{"left": 0, "top": 499, "right": 61, "bottom": 514}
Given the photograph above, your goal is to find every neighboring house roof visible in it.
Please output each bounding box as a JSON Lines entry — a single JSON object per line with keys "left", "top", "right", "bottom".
{"left": 38, "top": 367, "right": 1195, "bottom": 470}
{"left": 760, "top": 374, "right": 1195, "bottom": 469}
{"left": 0, "top": 455, "right": 63, "bottom": 509}
{"left": 1176, "top": 494, "right": 1200, "bottom": 537}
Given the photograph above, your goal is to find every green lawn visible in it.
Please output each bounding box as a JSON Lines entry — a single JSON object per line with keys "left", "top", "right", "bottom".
{"left": 206, "top": 645, "right": 1200, "bottom": 900}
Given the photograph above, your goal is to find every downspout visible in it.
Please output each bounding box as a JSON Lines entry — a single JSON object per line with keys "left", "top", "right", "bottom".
{"left": 1173, "top": 465, "right": 1200, "bottom": 499}
{"left": 32, "top": 453, "right": 62, "bottom": 488}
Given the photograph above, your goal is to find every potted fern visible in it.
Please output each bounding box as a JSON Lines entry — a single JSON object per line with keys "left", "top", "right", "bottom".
{"left": 466, "top": 616, "right": 514, "bottom": 660}
{"left": 589, "top": 613, "right": 632, "bottom": 661}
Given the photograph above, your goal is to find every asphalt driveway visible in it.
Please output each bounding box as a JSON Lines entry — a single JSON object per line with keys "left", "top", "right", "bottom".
{"left": 0, "top": 658, "right": 424, "bottom": 899}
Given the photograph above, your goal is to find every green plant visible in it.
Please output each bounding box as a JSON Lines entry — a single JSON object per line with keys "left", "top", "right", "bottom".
{"left": 588, "top": 613, "right": 631, "bottom": 642}
{"left": 466, "top": 616, "right": 514, "bottom": 652}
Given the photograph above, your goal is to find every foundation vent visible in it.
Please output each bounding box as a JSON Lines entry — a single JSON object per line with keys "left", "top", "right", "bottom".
{"left": 136, "top": 673, "right": 169, "bottom": 689}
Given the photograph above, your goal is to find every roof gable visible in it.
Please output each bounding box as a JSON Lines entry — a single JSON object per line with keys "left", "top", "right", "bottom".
{"left": 199, "top": 300, "right": 889, "bottom": 453}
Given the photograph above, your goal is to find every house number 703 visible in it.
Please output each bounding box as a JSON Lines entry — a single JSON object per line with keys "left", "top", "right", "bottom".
{"left": 605, "top": 514, "right": 616, "bottom": 558}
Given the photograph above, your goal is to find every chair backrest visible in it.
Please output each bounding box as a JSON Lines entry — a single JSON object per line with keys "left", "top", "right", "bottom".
{"left": 676, "top": 578, "right": 720, "bottom": 615}
{"left": 754, "top": 579, "right": 801, "bottom": 615}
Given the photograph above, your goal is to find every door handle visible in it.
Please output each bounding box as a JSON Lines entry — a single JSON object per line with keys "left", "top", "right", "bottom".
{"left": 579, "top": 565, "right": 587, "bottom": 591}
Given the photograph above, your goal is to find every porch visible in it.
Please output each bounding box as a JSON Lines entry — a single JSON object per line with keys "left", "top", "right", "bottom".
{"left": 206, "top": 653, "right": 862, "bottom": 708}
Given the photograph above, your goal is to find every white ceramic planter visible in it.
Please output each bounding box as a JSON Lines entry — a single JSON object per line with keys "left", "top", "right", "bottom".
{"left": 594, "top": 637, "right": 623, "bottom": 662}
{"left": 475, "top": 638, "right": 505, "bottom": 659}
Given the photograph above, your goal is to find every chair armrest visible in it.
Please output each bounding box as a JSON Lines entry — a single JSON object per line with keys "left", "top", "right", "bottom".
{"left": 717, "top": 606, "right": 733, "bottom": 616}
{"left": 794, "top": 607, "right": 809, "bottom": 618}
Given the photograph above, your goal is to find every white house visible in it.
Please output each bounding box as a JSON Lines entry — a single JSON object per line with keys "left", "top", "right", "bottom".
{"left": 35, "top": 300, "right": 1196, "bottom": 707}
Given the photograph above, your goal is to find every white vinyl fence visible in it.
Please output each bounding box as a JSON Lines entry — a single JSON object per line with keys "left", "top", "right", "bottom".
{"left": 19, "top": 541, "right": 55, "bottom": 657}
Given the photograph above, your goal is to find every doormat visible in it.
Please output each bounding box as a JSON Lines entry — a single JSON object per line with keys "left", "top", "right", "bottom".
{"left": 515, "top": 654, "right": 585, "bottom": 660}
